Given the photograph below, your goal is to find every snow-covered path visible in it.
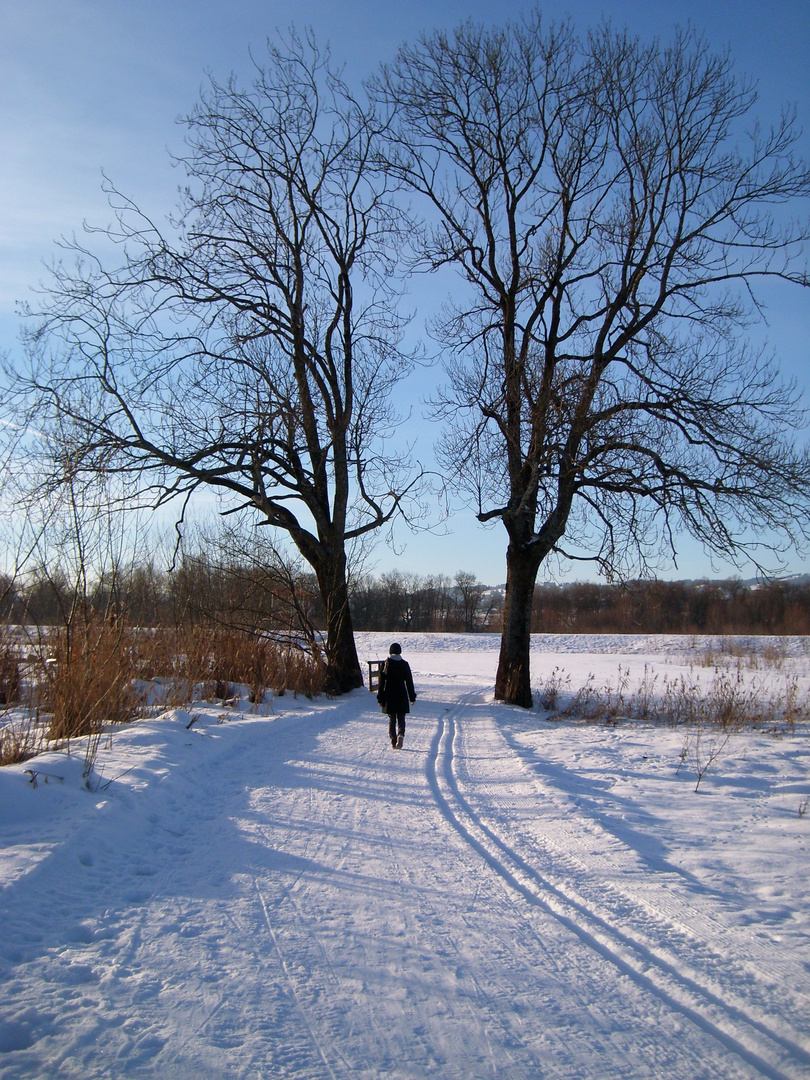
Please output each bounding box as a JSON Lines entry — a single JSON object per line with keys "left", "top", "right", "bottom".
{"left": 1, "top": 634, "right": 809, "bottom": 1078}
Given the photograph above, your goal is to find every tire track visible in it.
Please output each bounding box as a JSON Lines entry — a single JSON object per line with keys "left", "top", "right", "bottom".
{"left": 426, "top": 701, "right": 810, "bottom": 1080}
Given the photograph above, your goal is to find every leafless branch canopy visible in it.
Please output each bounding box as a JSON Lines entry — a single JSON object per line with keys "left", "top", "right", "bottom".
{"left": 376, "top": 13, "right": 810, "bottom": 577}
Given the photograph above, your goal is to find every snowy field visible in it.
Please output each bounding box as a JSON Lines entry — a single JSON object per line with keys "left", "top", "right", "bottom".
{"left": 1, "top": 632, "right": 809, "bottom": 1079}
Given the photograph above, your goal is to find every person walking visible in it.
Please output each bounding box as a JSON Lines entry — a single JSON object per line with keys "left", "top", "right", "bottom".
{"left": 377, "top": 642, "right": 416, "bottom": 749}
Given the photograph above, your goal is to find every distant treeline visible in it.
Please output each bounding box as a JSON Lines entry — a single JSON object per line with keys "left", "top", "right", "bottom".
{"left": 352, "top": 574, "right": 810, "bottom": 635}
{"left": 1, "top": 557, "right": 808, "bottom": 636}
{"left": 0, "top": 559, "right": 503, "bottom": 637}
{"left": 349, "top": 571, "right": 501, "bottom": 633}
{"left": 531, "top": 578, "right": 810, "bottom": 636}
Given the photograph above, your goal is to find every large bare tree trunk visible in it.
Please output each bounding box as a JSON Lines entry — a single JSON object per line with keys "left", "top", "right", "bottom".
{"left": 494, "top": 540, "right": 541, "bottom": 708}
{"left": 314, "top": 549, "right": 363, "bottom": 694}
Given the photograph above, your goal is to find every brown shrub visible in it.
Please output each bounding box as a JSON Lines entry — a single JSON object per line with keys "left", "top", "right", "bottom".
{"left": 0, "top": 636, "right": 21, "bottom": 706}
{"left": 2, "top": 618, "right": 327, "bottom": 770}
{"left": 41, "top": 615, "right": 144, "bottom": 742}
{"left": 132, "top": 625, "right": 326, "bottom": 703}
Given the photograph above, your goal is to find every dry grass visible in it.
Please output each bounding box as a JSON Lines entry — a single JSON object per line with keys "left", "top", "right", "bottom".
{"left": 688, "top": 636, "right": 810, "bottom": 672}
{"left": 0, "top": 714, "right": 43, "bottom": 766}
{"left": 40, "top": 616, "right": 145, "bottom": 742}
{"left": 540, "top": 662, "right": 810, "bottom": 733}
{"left": 0, "top": 636, "right": 21, "bottom": 706}
{"left": 537, "top": 653, "right": 810, "bottom": 791}
{"left": 0, "top": 629, "right": 42, "bottom": 766}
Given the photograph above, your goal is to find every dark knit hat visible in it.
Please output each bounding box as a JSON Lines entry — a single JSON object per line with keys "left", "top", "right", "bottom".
{"left": 389, "top": 642, "right": 402, "bottom": 655}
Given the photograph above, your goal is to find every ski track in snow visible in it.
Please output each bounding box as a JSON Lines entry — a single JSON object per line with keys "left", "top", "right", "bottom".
{"left": 427, "top": 693, "right": 810, "bottom": 1080}
{"left": 1, "top": 632, "right": 808, "bottom": 1078}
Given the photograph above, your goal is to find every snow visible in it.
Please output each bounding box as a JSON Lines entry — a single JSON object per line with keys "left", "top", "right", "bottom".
{"left": 1, "top": 633, "right": 809, "bottom": 1079}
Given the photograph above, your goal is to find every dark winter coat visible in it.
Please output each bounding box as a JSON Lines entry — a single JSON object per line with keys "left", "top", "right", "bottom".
{"left": 377, "top": 655, "right": 416, "bottom": 715}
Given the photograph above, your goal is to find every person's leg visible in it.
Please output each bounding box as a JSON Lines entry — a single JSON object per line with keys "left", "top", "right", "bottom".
{"left": 396, "top": 713, "right": 406, "bottom": 748}
{"left": 388, "top": 714, "right": 397, "bottom": 746}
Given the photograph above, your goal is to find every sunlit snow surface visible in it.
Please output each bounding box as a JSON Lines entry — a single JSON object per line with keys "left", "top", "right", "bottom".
{"left": 1, "top": 633, "right": 808, "bottom": 1079}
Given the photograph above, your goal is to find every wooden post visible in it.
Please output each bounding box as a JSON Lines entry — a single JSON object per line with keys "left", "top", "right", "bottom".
{"left": 367, "top": 659, "right": 386, "bottom": 692}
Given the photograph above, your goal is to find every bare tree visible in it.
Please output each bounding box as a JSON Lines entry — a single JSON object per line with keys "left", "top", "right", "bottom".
{"left": 173, "top": 518, "right": 324, "bottom": 651}
{"left": 454, "top": 571, "right": 485, "bottom": 632}
{"left": 8, "top": 33, "right": 425, "bottom": 693}
{"left": 376, "top": 13, "right": 810, "bottom": 705}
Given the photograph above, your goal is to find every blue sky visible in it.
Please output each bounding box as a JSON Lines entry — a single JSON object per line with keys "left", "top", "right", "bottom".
{"left": 2, "top": 0, "right": 809, "bottom": 584}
